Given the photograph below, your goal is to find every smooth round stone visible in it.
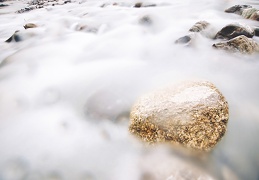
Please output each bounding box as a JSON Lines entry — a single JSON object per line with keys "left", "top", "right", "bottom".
{"left": 129, "top": 81, "right": 229, "bottom": 151}
{"left": 215, "top": 23, "right": 254, "bottom": 40}
{"left": 213, "top": 35, "right": 259, "bottom": 54}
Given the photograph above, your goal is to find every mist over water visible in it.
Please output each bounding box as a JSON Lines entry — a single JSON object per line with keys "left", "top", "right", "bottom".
{"left": 0, "top": 0, "right": 259, "bottom": 179}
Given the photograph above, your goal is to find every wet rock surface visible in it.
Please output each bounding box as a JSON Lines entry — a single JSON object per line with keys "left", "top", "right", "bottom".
{"left": 213, "top": 35, "right": 259, "bottom": 54}
{"left": 215, "top": 23, "right": 255, "bottom": 40}
{"left": 225, "top": 5, "right": 252, "bottom": 15}
{"left": 129, "top": 81, "right": 229, "bottom": 152}
{"left": 225, "top": 5, "right": 259, "bottom": 21}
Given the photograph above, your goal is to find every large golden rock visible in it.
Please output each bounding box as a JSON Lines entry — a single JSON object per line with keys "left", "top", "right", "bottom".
{"left": 213, "top": 35, "right": 259, "bottom": 54}
{"left": 129, "top": 81, "right": 229, "bottom": 151}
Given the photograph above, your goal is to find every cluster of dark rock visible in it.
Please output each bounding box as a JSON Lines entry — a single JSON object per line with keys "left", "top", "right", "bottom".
{"left": 100, "top": 2, "right": 157, "bottom": 8}
{"left": 16, "top": 0, "right": 71, "bottom": 13}
{"left": 175, "top": 5, "right": 259, "bottom": 54}
{"left": 225, "top": 5, "right": 259, "bottom": 21}
{"left": 4, "top": 21, "right": 99, "bottom": 43}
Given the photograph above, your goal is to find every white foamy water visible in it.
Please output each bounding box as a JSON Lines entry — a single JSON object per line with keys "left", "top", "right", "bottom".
{"left": 0, "top": 0, "right": 259, "bottom": 179}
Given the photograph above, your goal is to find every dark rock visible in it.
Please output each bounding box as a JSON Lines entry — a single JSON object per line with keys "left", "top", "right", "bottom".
{"left": 175, "top": 35, "right": 192, "bottom": 45}
{"left": 134, "top": 2, "right": 156, "bottom": 8}
{"left": 134, "top": 2, "right": 142, "bottom": 8}
{"left": 213, "top": 35, "right": 259, "bottom": 54}
{"left": 189, "top": 21, "right": 210, "bottom": 32}
{"left": 225, "top": 5, "right": 252, "bottom": 15}
{"left": 64, "top": 0, "right": 71, "bottom": 3}
{"left": 215, "top": 23, "right": 254, "bottom": 40}
{"left": 255, "top": 28, "right": 259, "bottom": 36}
{"left": 16, "top": 6, "right": 34, "bottom": 13}
{"left": 0, "top": 3, "right": 8, "bottom": 7}
{"left": 5, "top": 31, "right": 22, "bottom": 43}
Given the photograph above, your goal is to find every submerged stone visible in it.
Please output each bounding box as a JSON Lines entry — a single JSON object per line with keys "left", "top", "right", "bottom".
{"left": 225, "top": 5, "right": 252, "bottom": 15}
{"left": 175, "top": 35, "right": 192, "bottom": 45}
{"left": 213, "top": 35, "right": 259, "bottom": 54}
{"left": 129, "top": 81, "right": 229, "bottom": 152}
{"left": 139, "top": 16, "right": 152, "bottom": 26}
{"left": 215, "top": 23, "right": 254, "bottom": 40}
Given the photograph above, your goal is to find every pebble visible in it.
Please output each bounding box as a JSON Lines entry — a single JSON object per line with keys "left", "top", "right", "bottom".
{"left": 24, "top": 23, "right": 37, "bottom": 29}
{"left": 213, "top": 35, "right": 259, "bottom": 54}
{"left": 129, "top": 81, "right": 229, "bottom": 152}
{"left": 215, "top": 23, "right": 255, "bottom": 40}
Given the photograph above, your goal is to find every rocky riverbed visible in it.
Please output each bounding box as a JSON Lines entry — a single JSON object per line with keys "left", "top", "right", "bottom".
{"left": 0, "top": 0, "right": 259, "bottom": 180}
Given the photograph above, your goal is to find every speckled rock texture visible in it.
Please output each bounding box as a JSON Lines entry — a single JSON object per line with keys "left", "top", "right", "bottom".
{"left": 189, "top": 21, "right": 210, "bottom": 33}
{"left": 129, "top": 81, "right": 229, "bottom": 152}
{"left": 213, "top": 35, "right": 259, "bottom": 54}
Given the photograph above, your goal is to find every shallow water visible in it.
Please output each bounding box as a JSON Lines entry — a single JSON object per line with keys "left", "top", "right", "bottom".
{"left": 0, "top": 0, "right": 259, "bottom": 179}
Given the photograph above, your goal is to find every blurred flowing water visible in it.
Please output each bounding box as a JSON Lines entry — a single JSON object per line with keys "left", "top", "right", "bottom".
{"left": 0, "top": 0, "right": 259, "bottom": 179}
